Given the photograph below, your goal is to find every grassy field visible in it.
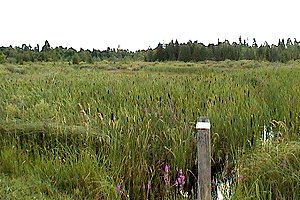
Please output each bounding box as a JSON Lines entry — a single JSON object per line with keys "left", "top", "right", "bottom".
{"left": 1, "top": 60, "right": 300, "bottom": 199}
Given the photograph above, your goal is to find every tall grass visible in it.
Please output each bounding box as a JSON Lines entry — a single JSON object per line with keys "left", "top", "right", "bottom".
{"left": 0, "top": 60, "right": 300, "bottom": 199}
{"left": 235, "top": 141, "right": 300, "bottom": 199}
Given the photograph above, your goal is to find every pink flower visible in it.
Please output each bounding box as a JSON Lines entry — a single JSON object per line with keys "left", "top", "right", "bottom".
{"left": 163, "top": 164, "right": 170, "bottom": 186}
{"left": 175, "top": 169, "right": 185, "bottom": 187}
{"left": 116, "top": 184, "right": 123, "bottom": 193}
{"left": 163, "top": 164, "right": 170, "bottom": 173}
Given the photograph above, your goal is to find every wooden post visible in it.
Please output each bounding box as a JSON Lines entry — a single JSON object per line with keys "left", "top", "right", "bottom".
{"left": 196, "top": 117, "right": 211, "bottom": 200}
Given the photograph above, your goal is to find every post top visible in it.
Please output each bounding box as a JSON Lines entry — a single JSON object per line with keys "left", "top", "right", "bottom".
{"left": 196, "top": 117, "right": 210, "bottom": 130}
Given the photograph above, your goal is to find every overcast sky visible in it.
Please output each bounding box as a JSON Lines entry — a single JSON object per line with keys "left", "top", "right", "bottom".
{"left": 1, "top": 0, "right": 299, "bottom": 51}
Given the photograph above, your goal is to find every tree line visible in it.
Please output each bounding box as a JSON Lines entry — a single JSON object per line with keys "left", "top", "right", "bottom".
{"left": 0, "top": 40, "right": 143, "bottom": 65}
{"left": 1, "top": 37, "right": 300, "bottom": 64}
{"left": 146, "top": 37, "right": 300, "bottom": 63}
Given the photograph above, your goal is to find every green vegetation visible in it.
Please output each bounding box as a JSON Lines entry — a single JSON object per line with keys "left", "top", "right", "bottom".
{"left": 1, "top": 37, "right": 300, "bottom": 65}
{"left": 1, "top": 60, "right": 300, "bottom": 199}
{"left": 147, "top": 38, "right": 300, "bottom": 63}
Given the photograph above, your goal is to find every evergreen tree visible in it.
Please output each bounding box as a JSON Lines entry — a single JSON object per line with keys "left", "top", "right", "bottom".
{"left": 34, "top": 44, "right": 39, "bottom": 52}
{"left": 41, "top": 40, "right": 51, "bottom": 52}
{"left": 192, "top": 43, "right": 206, "bottom": 61}
{"left": 165, "top": 40, "right": 176, "bottom": 61}
{"left": 252, "top": 38, "right": 258, "bottom": 48}
{"left": 178, "top": 44, "right": 191, "bottom": 62}
{"left": 174, "top": 40, "right": 180, "bottom": 60}
{"left": 155, "top": 43, "right": 166, "bottom": 61}
{"left": 145, "top": 48, "right": 155, "bottom": 62}
{"left": 269, "top": 45, "right": 279, "bottom": 62}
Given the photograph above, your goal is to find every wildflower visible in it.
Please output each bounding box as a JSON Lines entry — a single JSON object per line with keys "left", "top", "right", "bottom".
{"left": 163, "top": 164, "right": 170, "bottom": 186}
{"left": 163, "top": 164, "right": 170, "bottom": 173}
{"left": 116, "top": 184, "right": 123, "bottom": 194}
{"left": 175, "top": 169, "right": 185, "bottom": 187}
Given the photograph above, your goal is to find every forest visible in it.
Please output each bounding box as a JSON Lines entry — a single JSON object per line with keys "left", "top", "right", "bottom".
{"left": 1, "top": 37, "right": 300, "bottom": 64}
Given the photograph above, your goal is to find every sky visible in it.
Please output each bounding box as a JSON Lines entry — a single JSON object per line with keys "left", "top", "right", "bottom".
{"left": 1, "top": 0, "right": 299, "bottom": 51}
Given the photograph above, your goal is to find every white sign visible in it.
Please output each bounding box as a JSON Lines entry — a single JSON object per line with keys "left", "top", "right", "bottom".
{"left": 196, "top": 121, "right": 211, "bottom": 130}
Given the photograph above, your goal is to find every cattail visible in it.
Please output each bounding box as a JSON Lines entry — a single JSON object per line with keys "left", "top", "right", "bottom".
{"left": 111, "top": 113, "right": 114, "bottom": 121}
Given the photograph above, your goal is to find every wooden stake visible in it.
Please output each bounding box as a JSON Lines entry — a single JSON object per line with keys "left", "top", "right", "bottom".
{"left": 196, "top": 117, "right": 211, "bottom": 200}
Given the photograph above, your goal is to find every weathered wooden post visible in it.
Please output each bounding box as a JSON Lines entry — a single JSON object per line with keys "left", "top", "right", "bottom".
{"left": 196, "top": 117, "right": 211, "bottom": 200}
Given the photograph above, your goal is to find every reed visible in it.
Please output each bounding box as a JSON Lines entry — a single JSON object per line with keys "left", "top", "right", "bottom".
{"left": 0, "top": 60, "right": 299, "bottom": 199}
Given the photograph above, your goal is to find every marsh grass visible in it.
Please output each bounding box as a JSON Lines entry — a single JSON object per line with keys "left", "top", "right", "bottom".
{"left": 235, "top": 141, "right": 300, "bottom": 199}
{"left": 0, "top": 145, "right": 117, "bottom": 199}
{"left": 0, "top": 60, "right": 300, "bottom": 199}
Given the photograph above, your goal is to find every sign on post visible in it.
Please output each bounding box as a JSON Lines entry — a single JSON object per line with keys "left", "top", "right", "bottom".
{"left": 196, "top": 117, "right": 211, "bottom": 200}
